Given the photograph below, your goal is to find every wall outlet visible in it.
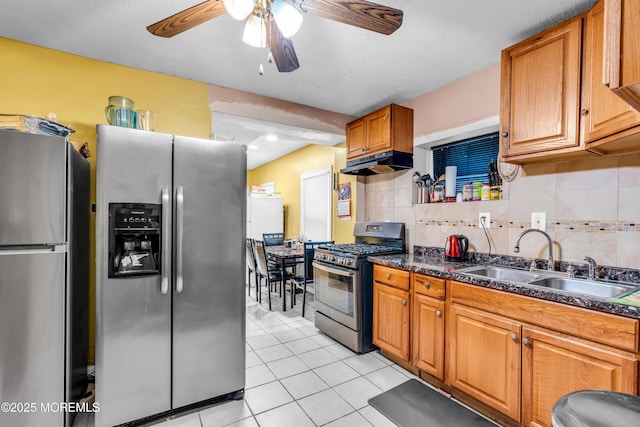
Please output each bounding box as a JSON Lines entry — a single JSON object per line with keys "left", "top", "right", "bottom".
{"left": 531, "top": 212, "right": 546, "bottom": 231}
{"left": 479, "top": 212, "right": 490, "bottom": 229}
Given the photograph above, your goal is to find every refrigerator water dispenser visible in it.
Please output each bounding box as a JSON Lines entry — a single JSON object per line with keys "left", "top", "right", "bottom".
{"left": 108, "top": 203, "right": 161, "bottom": 277}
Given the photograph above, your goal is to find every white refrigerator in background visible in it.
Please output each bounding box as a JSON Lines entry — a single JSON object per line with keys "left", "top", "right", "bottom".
{"left": 246, "top": 197, "right": 284, "bottom": 239}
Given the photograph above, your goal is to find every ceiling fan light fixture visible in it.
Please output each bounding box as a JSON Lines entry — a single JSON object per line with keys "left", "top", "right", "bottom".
{"left": 224, "top": 0, "right": 257, "bottom": 21}
{"left": 242, "top": 13, "right": 267, "bottom": 48}
{"left": 271, "top": 0, "right": 303, "bottom": 38}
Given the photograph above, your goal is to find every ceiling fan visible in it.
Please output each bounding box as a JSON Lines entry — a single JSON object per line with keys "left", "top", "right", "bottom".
{"left": 147, "top": 0, "right": 403, "bottom": 73}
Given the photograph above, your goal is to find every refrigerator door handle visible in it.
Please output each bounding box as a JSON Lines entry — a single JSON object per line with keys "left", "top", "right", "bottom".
{"left": 161, "top": 185, "right": 170, "bottom": 295}
{"left": 175, "top": 185, "right": 184, "bottom": 293}
{"left": 0, "top": 244, "right": 67, "bottom": 255}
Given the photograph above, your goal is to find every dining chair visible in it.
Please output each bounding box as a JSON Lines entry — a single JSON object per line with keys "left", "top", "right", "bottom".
{"left": 287, "top": 240, "right": 334, "bottom": 317}
{"left": 245, "top": 238, "right": 258, "bottom": 300}
{"left": 262, "top": 232, "right": 284, "bottom": 246}
{"left": 263, "top": 232, "right": 297, "bottom": 283}
{"left": 253, "top": 239, "right": 286, "bottom": 311}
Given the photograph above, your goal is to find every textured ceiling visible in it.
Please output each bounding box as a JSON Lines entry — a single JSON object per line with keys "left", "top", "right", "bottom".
{"left": 0, "top": 0, "right": 597, "bottom": 167}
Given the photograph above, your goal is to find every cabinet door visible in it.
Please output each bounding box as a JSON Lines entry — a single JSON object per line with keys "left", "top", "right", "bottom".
{"left": 448, "top": 304, "right": 521, "bottom": 421}
{"left": 365, "top": 106, "right": 392, "bottom": 155}
{"left": 582, "top": 0, "right": 640, "bottom": 144}
{"left": 521, "top": 326, "right": 637, "bottom": 427}
{"left": 412, "top": 294, "right": 445, "bottom": 379}
{"left": 604, "top": 0, "right": 640, "bottom": 110}
{"left": 373, "top": 282, "right": 410, "bottom": 362}
{"left": 500, "top": 17, "right": 583, "bottom": 159}
{"left": 346, "top": 118, "right": 366, "bottom": 160}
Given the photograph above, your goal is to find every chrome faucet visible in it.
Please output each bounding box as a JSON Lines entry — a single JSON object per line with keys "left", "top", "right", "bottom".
{"left": 514, "top": 228, "right": 555, "bottom": 271}
{"left": 584, "top": 256, "right": 598, "bottom": 280}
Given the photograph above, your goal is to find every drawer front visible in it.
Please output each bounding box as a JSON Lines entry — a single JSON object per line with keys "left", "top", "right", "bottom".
{"left": 413, "top": 273, "right": 445, "bottom": 299}
{"left": 374, "top": 265, "right": 410, "bottom": 291}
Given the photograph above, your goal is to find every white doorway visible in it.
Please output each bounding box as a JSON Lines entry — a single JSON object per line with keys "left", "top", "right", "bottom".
{"left": 300, "top": 166, "right": 332, "bottom": 242}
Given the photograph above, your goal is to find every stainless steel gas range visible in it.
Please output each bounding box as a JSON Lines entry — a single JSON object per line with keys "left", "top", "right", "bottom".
{"left": 312, "top": 222, "right": 406, "bottom": 353}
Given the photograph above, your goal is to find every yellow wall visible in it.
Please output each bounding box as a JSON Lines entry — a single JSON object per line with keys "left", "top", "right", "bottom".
{"left": 0, "top": 37, "right": 212, "bottom": 364}
{"left": 248, "top": 143, "right": 357, "bottom": 243}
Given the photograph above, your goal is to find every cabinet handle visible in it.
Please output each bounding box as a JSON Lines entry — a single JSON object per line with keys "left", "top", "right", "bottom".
{"left": 581, "top": 108, "right": 589, "bottom": 116}
{"left": 511, "top": 333, "right": 518, "bottom": 342}
{"left": 423, "top": 282, "right": 430, "bottom": 289}
{"left": 501, "top": 131, "right": 509, "bottom": 138}
{"left": 436, "top": 310, "right": 442, "bottom": 318}
{"left": 386, "top": 273, "right": 391, "bottom": 280}
{"left": 522, "top": 338, "right": 531, "bottom": 347}
{"left": 402, "top": 299, "right": 407, "bottom": 306}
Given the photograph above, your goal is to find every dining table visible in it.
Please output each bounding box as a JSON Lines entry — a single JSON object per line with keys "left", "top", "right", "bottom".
{"left": 265, "top": 245, "right": 304, "bottom": 312}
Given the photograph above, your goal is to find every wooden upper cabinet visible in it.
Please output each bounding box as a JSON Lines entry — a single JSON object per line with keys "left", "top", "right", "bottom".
{"left": 604, "top": 0, "right": 640, "bottom": 111}
{"left": 521, "top": 325, "right": 637, "bottom": 427}
{"left": 365, "top": 107, "right": 392, "bottom": 154}
{"left": 345, "top": 104, "right": 414, "bottom": 161}
{"left": 582, "top": 0, "right": 640, "bottom": 150}
{"left": 500, "top": 16, "right": 584, "bottom": 163}
{"left": 345, "top": 117, "right": 366, "bottom": 159}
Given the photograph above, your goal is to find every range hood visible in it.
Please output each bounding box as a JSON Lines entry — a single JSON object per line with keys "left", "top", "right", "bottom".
{"left": 340, "top": 150, "right": 413, "bottom": 176}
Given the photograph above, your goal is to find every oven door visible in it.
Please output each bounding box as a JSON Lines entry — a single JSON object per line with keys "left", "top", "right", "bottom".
{"left": 312, "top": 261, "right": 360, "bottom": 331}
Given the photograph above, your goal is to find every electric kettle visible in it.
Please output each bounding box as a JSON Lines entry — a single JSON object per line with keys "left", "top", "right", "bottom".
{"left": 444, "top": 235, "right": 469, "bottom": 262}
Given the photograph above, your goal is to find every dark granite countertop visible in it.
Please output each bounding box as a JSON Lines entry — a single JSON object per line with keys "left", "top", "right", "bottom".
{"left": 368, "top": 252, "right": 640, "bottom": 320}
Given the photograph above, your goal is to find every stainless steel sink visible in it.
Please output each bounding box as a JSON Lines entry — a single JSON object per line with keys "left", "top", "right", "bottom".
{"left": 456, "top": 265, "right": 542, "bottom": 283}
{"left": 527, "top": 277, "right": 638, "bottom": 299}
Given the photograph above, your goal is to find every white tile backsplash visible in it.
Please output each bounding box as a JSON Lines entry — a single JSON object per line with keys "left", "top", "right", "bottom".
{"left": 364, "top": 154, "right": 640, "bottom": 268}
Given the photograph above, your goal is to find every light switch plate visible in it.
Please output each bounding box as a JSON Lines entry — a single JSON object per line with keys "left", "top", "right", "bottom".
{"left": 531, "top": 212, "right": 546, "bottom": 231}
{"left": 479, "top": 212, "right": 490, "bottom": 229}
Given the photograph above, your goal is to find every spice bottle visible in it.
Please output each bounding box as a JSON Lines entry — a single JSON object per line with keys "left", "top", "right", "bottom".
{"left": 481, "top": 183, "right": 490, "bottom": 201}
{"left": 462, "top": 182, "right": 473, "bottom": 202}
{"left": 472, "top": 182, "right": 482, "bottom": 201}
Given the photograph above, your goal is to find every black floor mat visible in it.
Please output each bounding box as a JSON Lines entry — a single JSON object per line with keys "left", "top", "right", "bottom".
{"left": 368, "top": 379, "right": 497, "bottom": 427}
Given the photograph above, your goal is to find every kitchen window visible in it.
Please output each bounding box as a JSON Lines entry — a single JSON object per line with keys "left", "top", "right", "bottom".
{"left": 432, "top": 132, "right": 499, "bottom": 193}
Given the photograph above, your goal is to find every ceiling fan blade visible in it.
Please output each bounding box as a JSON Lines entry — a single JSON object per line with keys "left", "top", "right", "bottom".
{"left": 295, "top": 0, "right": 403, "bottom": 35}
{"left": 147, "top": 0, "right": 227, "bottom": 38}
{"left": 268, "top": 18, "right": 300, "bottom": 73}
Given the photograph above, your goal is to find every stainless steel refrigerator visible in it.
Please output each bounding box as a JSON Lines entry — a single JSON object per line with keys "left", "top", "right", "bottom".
{"left": 95, "top": 125, "right": 246, "bottom": 426}
{"left": 0, "top": 130, "right": 90, "bottom": 427}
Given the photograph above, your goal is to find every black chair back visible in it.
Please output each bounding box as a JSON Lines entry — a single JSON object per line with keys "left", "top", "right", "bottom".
{"left": 302, "top": 241, "right": 334, "bottom": 283}
{"left": 263, "top": 232, "right": 284, "bottom": 247}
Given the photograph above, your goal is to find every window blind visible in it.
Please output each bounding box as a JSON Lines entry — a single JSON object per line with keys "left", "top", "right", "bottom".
{"left": 432, "top": 132, "right": 499, "bottom": 194}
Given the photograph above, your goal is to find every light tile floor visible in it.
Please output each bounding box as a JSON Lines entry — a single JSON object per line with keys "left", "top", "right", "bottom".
{"left": 74, "top": 285, "right": 483, "bottom": 427}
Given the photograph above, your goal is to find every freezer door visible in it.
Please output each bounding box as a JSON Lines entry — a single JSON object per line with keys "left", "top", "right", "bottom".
{"left": 95, "top": 126, "right": 173, "bottom": 427}
{"left": 0, "top": 249, "right": 65, "bottom": 427}
{"left": 172, "top": 136, "right": 246, "bottom": 408}
{"left": 0, "top": 131, "right": 66, "bottom": 245}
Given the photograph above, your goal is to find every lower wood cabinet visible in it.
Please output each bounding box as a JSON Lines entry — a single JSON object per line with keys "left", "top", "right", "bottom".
{"left": 372, "top": 266, "right": 410, "bottom": 362}
{"left": 447, "top": 304, "right": 522, "bottom": 421}
{"left": 448, "top": 281, "right": 638, "bottom": 426}
{"left": 412, "top": 273, "right": 446, "bottom": 380}
{"left": 412, "top": 293, "right": 445, "bottom": 379}
{"left": 522, "top": 326, "right": 637, "bottom": 427}
{"left": 372, "top": 268, "right": 639, "bottom": 427}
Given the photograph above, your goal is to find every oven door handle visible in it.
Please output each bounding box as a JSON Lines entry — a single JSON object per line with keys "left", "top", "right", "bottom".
{"left": 313, "top": 261, "right": 356, "bottom": 277}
